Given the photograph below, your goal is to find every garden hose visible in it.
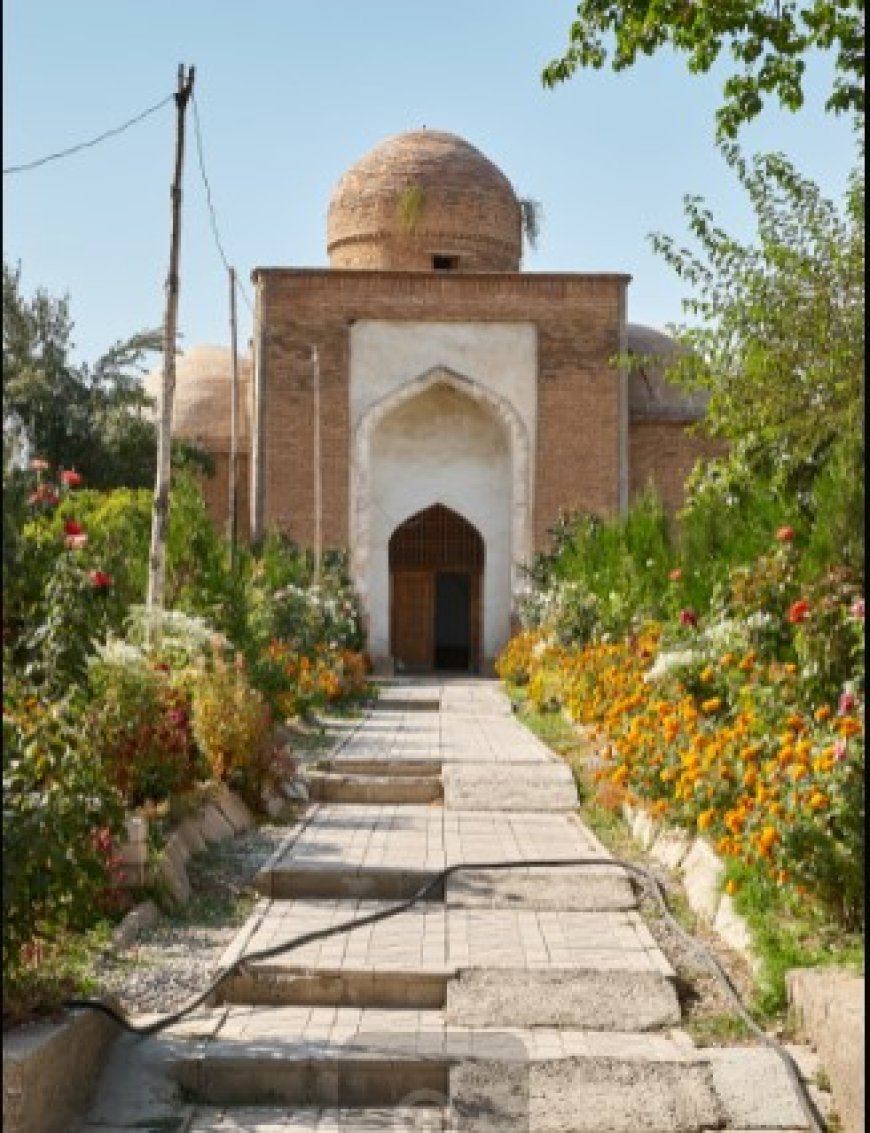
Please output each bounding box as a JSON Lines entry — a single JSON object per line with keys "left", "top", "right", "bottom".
{"left": 65, "top": 854, "right": 828, "bottom": 1133}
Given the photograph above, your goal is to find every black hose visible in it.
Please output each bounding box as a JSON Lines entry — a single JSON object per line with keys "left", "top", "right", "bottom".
{"left": 65, "top": 854, "right": 827, "bottom": 1133}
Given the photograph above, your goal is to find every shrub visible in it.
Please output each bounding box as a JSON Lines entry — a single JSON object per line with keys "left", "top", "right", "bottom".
{"left": 189, "top": 649, "right": 277, "bottom": 810}
{"left": 86, "top": 650, "right": 204, "bottom": 807}
{"left": 3, "top": 674, "right": 124, "bottom": 996}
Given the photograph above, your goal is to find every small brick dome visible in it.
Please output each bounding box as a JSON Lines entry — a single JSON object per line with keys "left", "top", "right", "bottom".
{"left": 143, "top": 344, "right": 251, "bottom": 449}
{"left": 627, "top": 324, "right": 709, "bottom": 422}
{"left": 327, "top": 129, "right": 522, "bottom": 271}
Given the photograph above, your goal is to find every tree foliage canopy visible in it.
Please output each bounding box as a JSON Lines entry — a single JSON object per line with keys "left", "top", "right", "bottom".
{"left": 543, "top": 1, "right": 865, "bottom": 137}
{"left": 2, "top": 261, "right": 161, "bottom": 487}
{"left": 652, "top": 141, "right": 863, "bottom": 514}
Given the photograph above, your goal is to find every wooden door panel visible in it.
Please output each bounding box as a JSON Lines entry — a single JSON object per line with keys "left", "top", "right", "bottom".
{"left": 391, "top": 571, "right": 433, "bottom": 670}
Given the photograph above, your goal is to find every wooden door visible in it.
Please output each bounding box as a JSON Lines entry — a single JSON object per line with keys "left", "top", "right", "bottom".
{"left": 391, "top": 571, "right": 434, "bottom": 670}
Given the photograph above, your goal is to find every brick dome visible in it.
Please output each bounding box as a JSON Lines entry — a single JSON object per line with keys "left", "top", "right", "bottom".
{"left": 143, "top": 345, "right": 252, "bottom": 449}
{"left": 626, "top": 324, "right": 708, "bottom": 422}
{"left": 327, "top": 129, "right": 522, "bottom": 271}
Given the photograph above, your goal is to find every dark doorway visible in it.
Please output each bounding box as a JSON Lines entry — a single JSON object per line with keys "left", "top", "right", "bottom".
{"left": 389, "top": 504, "right": 484, "bottom": 673}
{"left": 434, "top": 572, "right": 471, "bottom": 670}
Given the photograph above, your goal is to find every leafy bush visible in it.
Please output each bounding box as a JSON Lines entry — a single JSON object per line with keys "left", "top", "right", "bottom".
{"left": 189, "top": 649, "right": 276, "bottom": 810}
{"left": 3, "top": 674, "right": 123, "bottom": 997}
{"left": 86, "top": 651, "right": 204, "bottom": 807}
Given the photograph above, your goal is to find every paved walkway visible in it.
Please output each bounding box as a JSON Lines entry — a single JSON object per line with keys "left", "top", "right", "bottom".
{"left": 78, "top": 678, "right": 819, "bottom": 1131}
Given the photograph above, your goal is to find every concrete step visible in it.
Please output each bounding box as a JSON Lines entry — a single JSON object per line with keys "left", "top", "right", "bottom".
{"left": 213, "top": 900, "right": 679, "bottom": 1028}
{"left": 309, "top": 772, "right": 443, "bottom": 805}
{"left": 255, "top": 865, "right": 444, "bottom": 901}
{"left": 442, "top": 763, "right": 577, "bottom": 811}
{"left": 188, "top": 1106, "right": 454, "bottom": 1130}
{"left": 167, "top": 1007, "right": 725, "bottom": 1130}
{"left": 318, "top": 757, "right": 443, "bottom": 778}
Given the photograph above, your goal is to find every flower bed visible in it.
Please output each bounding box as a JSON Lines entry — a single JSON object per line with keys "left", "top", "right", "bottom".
{"left": 497, "top": 534, "right": 865, "bottom": 931}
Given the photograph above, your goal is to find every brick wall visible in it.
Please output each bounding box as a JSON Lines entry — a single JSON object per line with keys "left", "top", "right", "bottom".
{"left": 629, "top": 421, "right": 725, "bottom": 515}
{"left": 197, "top": 452, "right": 251, "bottom": 543}
{"left": 253, "top": 269, "right": 629, "bottom": 554}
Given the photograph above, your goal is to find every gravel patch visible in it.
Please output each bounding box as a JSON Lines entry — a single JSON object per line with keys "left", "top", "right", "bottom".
{"left": 93, "top": 824, "right": 293, "bottom": 1017}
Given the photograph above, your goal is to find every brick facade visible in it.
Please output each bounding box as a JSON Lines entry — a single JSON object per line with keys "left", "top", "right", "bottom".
{"left": 252, "top": 269, "right": 630, "bottom": 553}
{"left": 629, "top": 421, "right": 725, "bottom": 515}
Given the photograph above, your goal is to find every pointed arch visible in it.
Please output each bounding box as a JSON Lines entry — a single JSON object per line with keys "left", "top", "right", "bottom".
{"left": 350, "top": 364, "right": 532, "bottom": 626}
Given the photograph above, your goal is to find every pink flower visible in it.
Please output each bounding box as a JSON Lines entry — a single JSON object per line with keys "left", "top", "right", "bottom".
{"left": 838, "top": 690, "right": 857, "bottom": 715}
{"left": 60, "top": 469, "right": 83, "bottom": 487}
{"left": 29, "top": 457, "right": 50, "bottom": 472}
{"left": 64, "top": 533, "right": 88, "bottom": 551}
{"left": 28, "top": 483, "right": 59, "bottom": 506}
{"left": 850, "top": 598, "right": 865, "bottom": 620}
{"left": 88, "top": 569, "right": 113, "bottom": 590}
{"left": 775, "top": 526, "right": 795, "bottom": 543}
{"left": 679, "top": 608, "right": 699, "bottom": 628}
{"left": 833, "top": 739, "right": 848, "bottom": 762}
{"left": 668, "top": 568, "right": 683, "bottom": 582}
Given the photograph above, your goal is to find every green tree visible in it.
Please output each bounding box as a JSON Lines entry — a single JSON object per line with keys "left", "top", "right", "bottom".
{"left": 653, "top": 143, "right": 863, "bottom": 494}
{"left": 543, "top": 1, "right": 864, "bottom": 138}
{"left": 2, "top": 261, "right": 161, "bottom": 488}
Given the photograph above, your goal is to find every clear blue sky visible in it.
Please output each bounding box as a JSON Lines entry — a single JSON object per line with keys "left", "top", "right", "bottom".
{"left": 3, "top": 1, "right": 859, "bottom": 367}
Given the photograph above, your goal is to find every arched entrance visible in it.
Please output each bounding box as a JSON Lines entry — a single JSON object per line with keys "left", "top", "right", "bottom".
{"left": 389, "top": 504, "right": 484, "bottom": 673}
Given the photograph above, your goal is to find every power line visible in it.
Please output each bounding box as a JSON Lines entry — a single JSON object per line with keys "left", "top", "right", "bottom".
{"left": 3, "top": 93, "right": 175, "bottom": 176}
{"left": 190, "top": 91, "right": 255, "bottom": 316}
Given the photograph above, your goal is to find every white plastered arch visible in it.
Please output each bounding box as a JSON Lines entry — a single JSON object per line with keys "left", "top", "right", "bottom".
{"left": 350, "top": 365, "right": 532, "bottom": 664}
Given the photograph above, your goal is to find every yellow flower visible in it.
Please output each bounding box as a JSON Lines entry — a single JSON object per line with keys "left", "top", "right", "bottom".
{"left": 701, "top": 697, "right": 722, "bottom": 714}
{"left": 757, "top": 826, "right": 779, "bottom": 854}
{"left": 808, "top": 791, "right": 829, "bottom": 811}
{"left": 697, "top": 808, "right": 716, "bottom": 832}
{"left": 814, "top": 704, "right": 832, "bottom": 722}
{"left": 725, "top": 879, "right": 739, "bottom": 896}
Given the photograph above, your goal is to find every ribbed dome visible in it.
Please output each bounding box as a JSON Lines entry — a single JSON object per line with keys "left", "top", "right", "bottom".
{"left": 143, "top": 345, "right": 252, "bottom": 449}
{"left": 626, "top": 324, "right": 708, "bottom": 422}
{"left": 327, "top": 130, "right": 522, "bottom": 272}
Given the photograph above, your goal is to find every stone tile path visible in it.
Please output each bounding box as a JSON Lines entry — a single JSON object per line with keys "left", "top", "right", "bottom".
{"left": 78, "top": 677, "right": 821, "bottom": 1131}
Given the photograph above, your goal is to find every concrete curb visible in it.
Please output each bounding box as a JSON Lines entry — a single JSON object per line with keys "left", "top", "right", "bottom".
{"left": 787, "top": 966, "right": 865, "bottom": 1133}
{"left": 2, "top": 1005, "right": 120, "bottom": 1133}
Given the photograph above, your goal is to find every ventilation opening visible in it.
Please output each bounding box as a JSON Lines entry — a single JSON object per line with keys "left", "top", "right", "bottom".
{"left": 432, "top": 254, "right": 459, "bottom": 271}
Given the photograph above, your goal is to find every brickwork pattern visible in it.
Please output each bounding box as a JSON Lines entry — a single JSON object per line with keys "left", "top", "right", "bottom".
{"left": 629, "top": 422, "right": 726, "bottom": 515}
{"left": 253, "top": 270, "right": 630, "bottom": 552}
{"left": 327, "top": 130, "right": 522, "bottom": 272}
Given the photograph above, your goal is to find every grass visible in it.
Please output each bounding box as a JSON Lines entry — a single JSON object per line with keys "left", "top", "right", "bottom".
{"left": 510, "top": 685, "right": 864, "bottom": 1028}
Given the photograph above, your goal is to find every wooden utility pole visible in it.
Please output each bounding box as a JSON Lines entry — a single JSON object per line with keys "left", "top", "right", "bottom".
{"left": 146, "top": 63, "right": 194, "bottom": 638}
{"left": 312, "top": 345, "right": 322, "bottom": 585}
{"left": 228, "top": 265, "right": 239, "bottom": 570}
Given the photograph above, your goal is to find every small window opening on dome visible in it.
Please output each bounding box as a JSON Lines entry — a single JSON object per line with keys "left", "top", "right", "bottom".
{"left": 433, "top": 254, "right": 459, "bottom": 271}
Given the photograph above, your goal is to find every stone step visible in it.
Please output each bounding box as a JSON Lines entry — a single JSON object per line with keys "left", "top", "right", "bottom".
{"left": 188, "top": 1106, "right": 454, "bottom": 1131}
{"left": 442, "top": 763, "right": 577, "bottom": 811}
{"left": 318, "top": 757, "right": 443, "bottom": 778}
{"left": 309, "top": 772, "right": 443, "bottom": 805}
{"left": 167, "top": 1007, "right": 725, "bottom": 1130}
{"left": 213, "top": 900, "right": 678, "bottom": 1028}
{"left": 255, "top": 865, "right": 445, "bottom": 902}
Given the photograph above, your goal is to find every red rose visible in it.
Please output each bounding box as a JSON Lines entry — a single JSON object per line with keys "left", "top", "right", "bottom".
{"left": 787, "top": 599, "right": 810, "bottom": 624}
{"left": 64, "top": 520, "right": 84, "bottom": 536}
{"left": 88, "top": 569, "right": 113, "bottom": 589}
{"left": 668, "top": 568, "right": 683, "bottom": 582}
{"left": 775, "top": 526, "right": 795, "bottom": 543}
{"left": 679, "top": 608, "right": 699, "bottom": 627}
{"left": 60, "top": 469, "right": 83, "bottom": 487}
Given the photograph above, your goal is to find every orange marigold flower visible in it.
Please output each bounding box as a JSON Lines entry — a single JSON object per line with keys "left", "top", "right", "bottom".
{"left": 725, "top": 879, "right": 739, "bottom": 896}
{"left": 697, "top": 808, "right": 716, "bottom": 832}
{"left": 814, "top": 704, "right": 833, "bottom": 723}
{"left": 757, "top": 826, "right": 779, "bottom": 854}
{"left": 808, "top": 791, "right": 829, "bottom": 811}
{"left": 836, "top": 716, "right": 862, "bottom": 738}
{"left": 701, "top": 697, "right": 722, "bottom": 714}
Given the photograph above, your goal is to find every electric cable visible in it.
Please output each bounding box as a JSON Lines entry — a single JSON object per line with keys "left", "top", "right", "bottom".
{"left": 65, "top": 852, "right": 828, "bottom": 1133}
{"left": 190, "top": 92, "right": 254, "bottom": 317}
{"left": 3, "top": 94, "right": 175, "bottom": 176}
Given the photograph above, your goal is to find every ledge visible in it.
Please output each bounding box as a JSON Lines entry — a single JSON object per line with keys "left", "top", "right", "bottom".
{"left": 3, "top": 1005, "right": 120, "bottom": 1133}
